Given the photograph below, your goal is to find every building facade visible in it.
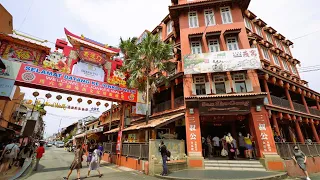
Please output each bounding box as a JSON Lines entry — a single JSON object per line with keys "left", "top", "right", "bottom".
{"left": 0, "top": 4, "right": 13, "bottom": 34}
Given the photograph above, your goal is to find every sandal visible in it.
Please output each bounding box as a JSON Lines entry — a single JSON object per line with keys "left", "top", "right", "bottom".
{"left": 99, "top": 174, "right": 103, "bottom": 178}
{"left": 63, "top": 177, "right": 68, "bottom": 180}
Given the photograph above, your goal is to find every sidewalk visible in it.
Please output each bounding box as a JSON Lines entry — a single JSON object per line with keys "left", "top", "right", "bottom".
{"left": 0, "top": 158, "right": 33, "bottom": 180}
{"left": 155, "top": 169, "right": 287, "bottom": 180}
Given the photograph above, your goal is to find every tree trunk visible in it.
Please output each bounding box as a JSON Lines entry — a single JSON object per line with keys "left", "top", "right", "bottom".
{"left": 146, "top": 76, "right": 150, "bottom": 125}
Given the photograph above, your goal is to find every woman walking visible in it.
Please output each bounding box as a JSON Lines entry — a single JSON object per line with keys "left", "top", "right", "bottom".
{"left": 86, "top": 143, "right": 95, "bottom": 166}
{"left": 18, "top": 144, "right": 31, "bottom": 167}
{"left": 63, "top": 144, "right": 83, "bottom": 180}
{"left": 87, "top": 146, "right": 102, "bottom": 178}
{"left": 292, "top": 145, "right": 311, "bottom": 180}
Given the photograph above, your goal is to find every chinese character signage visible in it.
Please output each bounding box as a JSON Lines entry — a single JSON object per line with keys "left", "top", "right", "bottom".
{"left": 15, "top": 64, "right": 138, "bottom": 103}
{"left": 183, "top": 48, "right": 261, "bottom": 75}
{"left": 79, "top": 47, "right": 106, "bottom": 65}
{"left": 2, "top": 44, "right": 42, "bottom": 63}
{"left": 116, "top": 130, "right": 122, "bottom": 154}
{"left": 199, "top": 100, "right": 250, "bottom": 115}
{"left": 185, "top": 109, "right": 202, "bottom": 156}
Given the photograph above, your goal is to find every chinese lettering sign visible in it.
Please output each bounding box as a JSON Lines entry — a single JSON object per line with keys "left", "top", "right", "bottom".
{"left": 185, "top": 110, "right": 202, "bottom": 157}
{"left": 184, "top": 48, "right": 261, "bottom": 74}
{"left": 79, "top": 47, "right": 106, "bottom": 65}
{"left": 199, "top": 100, "right": 250, "bottom": 115}
{"left": 2, "top": 44, "right": 41, "bottom": 63}
{"left": 15, "top": 64, "right": 138, "bottom": 103}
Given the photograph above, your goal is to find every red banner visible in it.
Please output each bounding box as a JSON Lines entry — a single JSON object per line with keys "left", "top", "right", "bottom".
{"left": 79, "top": 47, "right": 106, "bottom": 65}
{"left": 116, "top": 130, "right": 122, "bottom": 154}
{"left": 15, "top": 64, "right": 138, "bottom": 102}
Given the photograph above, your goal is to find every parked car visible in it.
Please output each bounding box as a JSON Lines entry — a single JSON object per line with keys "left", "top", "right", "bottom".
{"left": 47, "top": 142, "right": 53, "bottom": 147}
{"left": 56, "top": 141, "right": 64, "bottom": 148}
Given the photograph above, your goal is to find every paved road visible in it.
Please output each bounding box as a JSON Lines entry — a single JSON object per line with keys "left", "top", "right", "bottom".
{"left": 21, "top": 146, "right": 160, "bottom": 180}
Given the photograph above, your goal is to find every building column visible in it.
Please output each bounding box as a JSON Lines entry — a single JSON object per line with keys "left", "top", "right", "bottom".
{"left": 301, "top": 95, "right": 310, "bottom": 113}
{"left": 272, "top": 114, "right": 280, "bottom": 136}
{"left": 284, "top": 87, "right": 294, "bottom": 110}
{"left": 171, "top": 84, "right": 175, "bottom": 109}
{"left": 263, "top": 79, "right": 272, "bottom": 104}
{"left": 295, "top": 120, "right": 305, "bottom": 143}
{"left": 316, "top": 101, "right": 320, "bottom": 110}
{"left": 116, "top": 102, "right": 125, "bottom": 166}
{"left": 310, "top": 119, "right": 320, "bottom": 143}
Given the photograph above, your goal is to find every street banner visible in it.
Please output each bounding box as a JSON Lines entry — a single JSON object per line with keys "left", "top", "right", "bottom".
{"left": 0, "top": 59, "right": 21, "bottom": 79}
{"left": 184, "top": 48, "right": 261, "bottom": 75}
{"left": 116, "top": 130, "right": 123, "bottom": 154}
{"left": 15, "top": 64, "right": 138, "bottom": 102}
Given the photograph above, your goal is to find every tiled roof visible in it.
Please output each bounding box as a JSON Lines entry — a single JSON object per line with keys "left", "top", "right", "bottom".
{"left": 103, "top": 127, "right": 119, "bottom": 134}
{"left": 185, "top": 92, "right": 268, "bottom": 99}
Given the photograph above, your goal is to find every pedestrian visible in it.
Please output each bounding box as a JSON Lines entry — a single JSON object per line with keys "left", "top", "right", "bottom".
{"left": 292, "top": 145, "right": 311, "bottom": 180}
{"left": 18, "top": 143, "right": 31, "bottom": 167}
{"left": 64, "top": 144, "right": 84, "bottom": 180}
{"left": 0, "top": 139, "right": 20, "bottom": 173}
{"left": 97, "top": 143, "right": 104, "bottom": 163}
{"left": 34, "top": 142, "right": 45, "bottom": 171}
{"left": 87, "top": 145, "right": 103, "bottom": 178}
{"left": 86, "top": 143, "right": 94, "bottom": 166}
{"left": 206, "top": 136, "right": 213, "bottom": 158}
{"left": 159, "top": 140, "right": 168, "bottom": 176}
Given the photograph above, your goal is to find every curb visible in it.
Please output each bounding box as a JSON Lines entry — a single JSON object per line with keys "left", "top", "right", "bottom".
{"left": 8, "top": 157, "right": 34, "bottom": 180}
{"left": 154, "top": 172, "right": 288, "bottom": 180}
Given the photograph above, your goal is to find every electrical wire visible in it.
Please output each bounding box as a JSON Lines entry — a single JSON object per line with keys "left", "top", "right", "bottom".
{"left": 45, "top": 113, "right": 92, "bottom": 119}
{"left": 18, "top": 0, "right": 35, "bottom": 31}
{"left": 291, "top": 29, "right": 320, "bottom": 40}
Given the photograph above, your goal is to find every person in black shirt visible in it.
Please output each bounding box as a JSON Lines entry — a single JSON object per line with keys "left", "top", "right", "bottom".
{"left": 159, "top": 141, "right": 168, "bottom": 176}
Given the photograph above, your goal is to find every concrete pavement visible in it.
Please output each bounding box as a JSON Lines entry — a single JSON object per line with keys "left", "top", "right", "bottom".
{"left": 20, "top": 146, "right": 161, "bottom": 180}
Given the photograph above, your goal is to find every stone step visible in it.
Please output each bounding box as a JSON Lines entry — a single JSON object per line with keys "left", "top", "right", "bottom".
{"left": 204, "top": 160, "right": 266, "bottom": 171}
{"left": 205, "top": 166, "right": 267, "bottom": 171}
{"left": 204, "top": 162, "right": 264, "bottom": 168}
{"left": 204, "top": 160, "right": 261, "bottom": 164}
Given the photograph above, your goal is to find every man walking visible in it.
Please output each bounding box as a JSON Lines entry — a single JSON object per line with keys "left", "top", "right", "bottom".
{"left": 159, "top": 141, "right": 168, "bottom": 176}
{"left": 34, "top": 142, "right": 45, "bottom": 171}
{"left": 0, "top": 139, "right": 19, "bottom": 173}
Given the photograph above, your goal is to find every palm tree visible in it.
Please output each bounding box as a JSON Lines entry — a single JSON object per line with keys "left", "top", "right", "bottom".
{"left": 119, "top": 32, "right": 175, "bottom": 124}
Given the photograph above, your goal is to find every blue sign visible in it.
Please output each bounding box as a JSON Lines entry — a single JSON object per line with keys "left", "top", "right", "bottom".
{"left": 0, "top": 78, "right": 16, "bottom": 100}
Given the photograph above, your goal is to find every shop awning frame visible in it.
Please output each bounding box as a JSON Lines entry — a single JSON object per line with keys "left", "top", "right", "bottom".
{"left": 74, "top": 133, "right": 86, "bottom": 139}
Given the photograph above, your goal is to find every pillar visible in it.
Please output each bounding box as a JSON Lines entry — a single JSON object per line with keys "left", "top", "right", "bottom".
{"left": 301, "top": 95, "right": 310, "bottom": 113}
{"left": 185, "top": 108, "right": 204, "bottom": 168}
{"left": 272, "top": 114, "right": 280, "bottom": 136}
{"left": 311, "top": 120, "right": 320, "bottom": 143}
{"left": 295, "top": 120, "right": 305, "bottom": 143}
{"left": 116, "top": 102, "right": 125, "bottom": 166}
{"left": 285, "top": 88, "right": 294, "bottom": 110}
{"left": 171, "top": 84, "right": 175, "bottom": 109}
{"left": 263, "top": 79, "right": 272, "bottom": 104}
{"left": 316, "top": 101, "right": 320, "bottom": 110}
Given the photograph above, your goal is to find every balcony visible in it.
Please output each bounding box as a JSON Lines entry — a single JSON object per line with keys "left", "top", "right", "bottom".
{"left": 309, "top": 107, "right": 320, "bottom": 117}
{"left": 153, "top": 96, "right": 184, "bottom": 114}
{"left": 270, "top": 95, "right": 291, "bottom": 109}
{"left": 292, "top": 102, "right": 308, "bottom": 113}
{"left": 174, "top": 96, "right": 184, "bottom": 108}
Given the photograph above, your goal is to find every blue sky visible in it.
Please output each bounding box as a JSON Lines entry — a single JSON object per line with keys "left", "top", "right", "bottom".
{"left": 1, "top": 0, "right": 320, "bottom": 136}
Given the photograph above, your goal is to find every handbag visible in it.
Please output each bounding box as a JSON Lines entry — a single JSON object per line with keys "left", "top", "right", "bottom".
{"left": 221, "top": 148, "right": 228, "bottom": 156}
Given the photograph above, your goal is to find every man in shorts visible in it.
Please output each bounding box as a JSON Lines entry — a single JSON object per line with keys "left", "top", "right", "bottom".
{"left": 0, "top": 139, "right": 20, "bottom": 173}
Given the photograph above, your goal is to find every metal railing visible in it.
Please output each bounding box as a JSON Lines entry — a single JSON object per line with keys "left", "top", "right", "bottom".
{"left": 276, "top": 142, "right": 320, "bottom": 160}
{"left": 309, "top": 107, "right": 320, "bottom": 117}
{"left": 121, "top": 143, "right": 149, "bottom": 160}
{"left": 103, "top": 142, "right": 117, "bottom": 154}
{"left": 174, "top": 96, "right": 184, "bottom": 108}
{"left": 292, "top": 102, "right": 308, "bottom": 113}
{"left": 270, "top": 95, "right": 291, "bottom": 109}
{"left": 153, "top": 100, "right": 171, "bottom": 113}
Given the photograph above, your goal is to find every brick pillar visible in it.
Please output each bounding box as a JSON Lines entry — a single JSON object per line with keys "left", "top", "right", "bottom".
{"left": 272, "top": 114, "right": 280, "bottom": 136}
{"left": 311, "top": 120, "right": 320, "bottom": 143}
{"left": 263, "top": 79, "right": 272, "bottom": 104}
{"left": 171, "top": 84, "right": 175, "bottom": 109}
{"left": 295, "top": 120, "right": 305, "bottom": 143}
{"left": 285, "top": 88, "right": 294, "bottom": 110}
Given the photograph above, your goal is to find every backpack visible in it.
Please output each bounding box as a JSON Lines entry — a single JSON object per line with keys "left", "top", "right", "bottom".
{"left": 5, "top": 144, "right": 17, "bottom": 158}
{"left": 166, "top": 150, "right": 171, "bottom": 157}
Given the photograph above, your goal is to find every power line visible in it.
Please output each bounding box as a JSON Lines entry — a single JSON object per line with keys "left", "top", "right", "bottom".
{"left": 291, "top": 29, "right": 320, "bottom": 40}
{"left": 18, "top": 0, "right": 35, "bottom": 31}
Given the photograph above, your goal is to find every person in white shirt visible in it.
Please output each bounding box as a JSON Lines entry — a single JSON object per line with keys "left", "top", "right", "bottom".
{"left": 212, "top": 136, "right": 220, "bottom": 156}
{"left": 0, "top": 139, "right": 20, "bottom": 173}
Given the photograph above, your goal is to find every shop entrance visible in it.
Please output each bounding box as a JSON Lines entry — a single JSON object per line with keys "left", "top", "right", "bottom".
{"left": 200, "top": 115, "right": 251, "bottom": 159}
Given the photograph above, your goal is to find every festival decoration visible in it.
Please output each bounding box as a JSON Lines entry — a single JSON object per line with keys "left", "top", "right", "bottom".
{"left": 87, "top": 100, "right": 92, "bottom": 105}
{"left": 33, "top": 91, "right": 39, "bottom": 97}
{"left": 107, "top": 70, "right": 126, "bottom": 87}
{"left": 67, "top": 97, "right": 72, "bottom": 102}
{"left": 77, "top": 98, "right": 82, "bottom": 103}
{"left": 56, "top": 95, "right": 62, "bottom": 100}
{"left": 42, "top": 51, "right": 71, "bottom": 73}
{"left": 45, "top": 93, "right": 52, "bottom": 99}
{"left": 96, "top": 102, "right": 101, "bottom": 106}
{"left": 104, "top": 103, "right": 109, "bottom": 108}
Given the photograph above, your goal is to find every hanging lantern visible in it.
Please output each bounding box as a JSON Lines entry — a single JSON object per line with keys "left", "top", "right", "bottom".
{"left": 56, "top": 95, "right": 62, "bottom": 100}
{"left": 85, "top": 108, "right": 88, "bottom": 111}
{"left": 104, "top": 103, "right": 109, "bottom": 108}
{"left": 45, "top": 93, "right": 52, "bottom": 99}
{"left": 96, "top": 102, "right": 101, "bottom": 106}
{"left": 67, "top": 97, "right": 72, "bottom": 102}
{"left": 77, "top": 98, "right": 83, "bottom": 103}
{"left": 33, "top": 91, "right": 39, "bottom": 97}
{"left": 87, "top": 100, "right": 92, "bottom": 105}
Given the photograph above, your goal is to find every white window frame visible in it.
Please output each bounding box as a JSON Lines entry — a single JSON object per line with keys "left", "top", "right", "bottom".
{"left": 233, "top": 73, "right": 247, "bottom": 93}
{"left": 275, "top": 39, "right": 282, "bottom": 49}
{"left": 167, "top": 21, "right": 173, "bottom": 35}
{"left": 226, "top": 37, "right": 239, "bottom": 50}
{"left": 208, "top": 39, "right": 220, "bottom": 52}
{"left": 213, "top": 75, "right": 226, "bottom": 94}
{"left": 272, "top": 54, "right": 281, "bottom": 66}
{"left": 244, "top": 18, "right": 253, "bottom": 31}
{"left": 193, "top": 75, "right": 209, "bottom": 95}
{"left": 291, "top": 64, "right": 298, "bottom": 75}
{"left": 281, "top": 58, "right": 290, "bottom": 72}
{"left": 255, "top": 25, "right": 263, "bottom": 37}
{"left": 190, "top": 41, "right": 202, "bottom": 54}
{"left": 283, "top": 45, "right": 291, "bottom": 55}
{"left": 220, "top": 6, "right": 233, "bottom": 24}
{"left": 188, "top": 11, "right": 199, "bottom": 28}
{"left": 261, "top": 46, "right": 270, "bottom": 61}
{"left": 204, "top": 9, "right": 215, "bottom": 26}
{"left": 266, "top": 33, "right": 273, "bottom": 43}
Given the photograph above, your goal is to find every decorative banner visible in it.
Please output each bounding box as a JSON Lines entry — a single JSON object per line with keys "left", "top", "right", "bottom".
{"left": 15, "top": 64, "right": 138, "bottom": 102}
{"left": 0, "top": 59, "right": 21, "bottom": 79}
{"left": 42, "top": 51, "right": 71, "bottom": 73}
{"left": 72, "top": 62, "right": 105, "bottom": 82}
{"left": 184, "top": 48, "right": 261, "bottom": 75}
{"left": 116, "top": 130, "right": 122, "bottom": 154}
{"left": 25, "top": 99, "right": 89, "bottom": 111}
{"left": 185, "top": 109, "right": 202, "bottom": 157}
{"left": 78, "top": 47, "right": 106, "bottom": 65}
{"left": 2, "top": 44, "right": 41, "bottom": 62}
{"left": 0, "top": 78, "right": 16, "bottom": 100}
{"left": 107, "top": 70, "right": 126, "bottom": 87}
{"left": 199, "top": 100, "right": 251, "bottom": 115}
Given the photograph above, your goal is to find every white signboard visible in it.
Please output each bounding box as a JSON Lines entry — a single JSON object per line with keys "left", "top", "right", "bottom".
{"left": 135, "top": 102, "right": 151, "bottom": 115}
{"left": 72, "top": 62, "right": 105, "bottom": 81}
{"left": 184, "top": 48, "right": 261, "bottom": 75}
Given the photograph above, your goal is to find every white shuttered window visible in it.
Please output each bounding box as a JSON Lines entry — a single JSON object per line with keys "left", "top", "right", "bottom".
{"left": 204, "top": 9, "right": 215, "bottom": 26}
{"left": 220, "top": 7, "right": 232, "bottom": 24}
{"left": 188, "top": 11, "right": 199, "bottom": 28}
{"left": 190, "top": 41, "right": 202, "bottom": 54}
{"left": 226, "top": 37, "right": 239, "bottom": 50}
{"left": 208, "top": 39, "right": 220, "bottom": 52}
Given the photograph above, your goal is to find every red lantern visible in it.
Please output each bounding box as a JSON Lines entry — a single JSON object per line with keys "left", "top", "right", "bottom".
{"left": 87, "top": 100, "right": 92, "bottom": 105}
{"left": 56, "top": 95, "right": 62, "bottom": 100}
{"left": 77, "top": 98, "right": 83, "bottom": 103}
{"left": 67, "top": 97, "right": 72, "bottom": 102}
{"left": 96, "top": 102, "right": 101, "bottom": 106}
{"left": 45, "top": 93, "right": 52, "bottom": 99}
{"left": 33, "top": 91, "right": 39, "bottom": 97}
{"left": 85, "top": 108, "right": 88, "bottom": 111}
{"left": 105, "top": 103, "right": 109, "bottom": 108}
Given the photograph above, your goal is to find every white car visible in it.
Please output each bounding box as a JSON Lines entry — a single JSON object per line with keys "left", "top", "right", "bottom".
{"left": 56, "top": 141, "right": 64, "bottom": 148}
{"left": 47, "top": 142, "right": 53, "bottom": 147}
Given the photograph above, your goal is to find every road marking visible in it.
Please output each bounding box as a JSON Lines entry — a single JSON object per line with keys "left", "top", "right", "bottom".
{"left": 104, "top": 166, "right": 122, "bottom": 172}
